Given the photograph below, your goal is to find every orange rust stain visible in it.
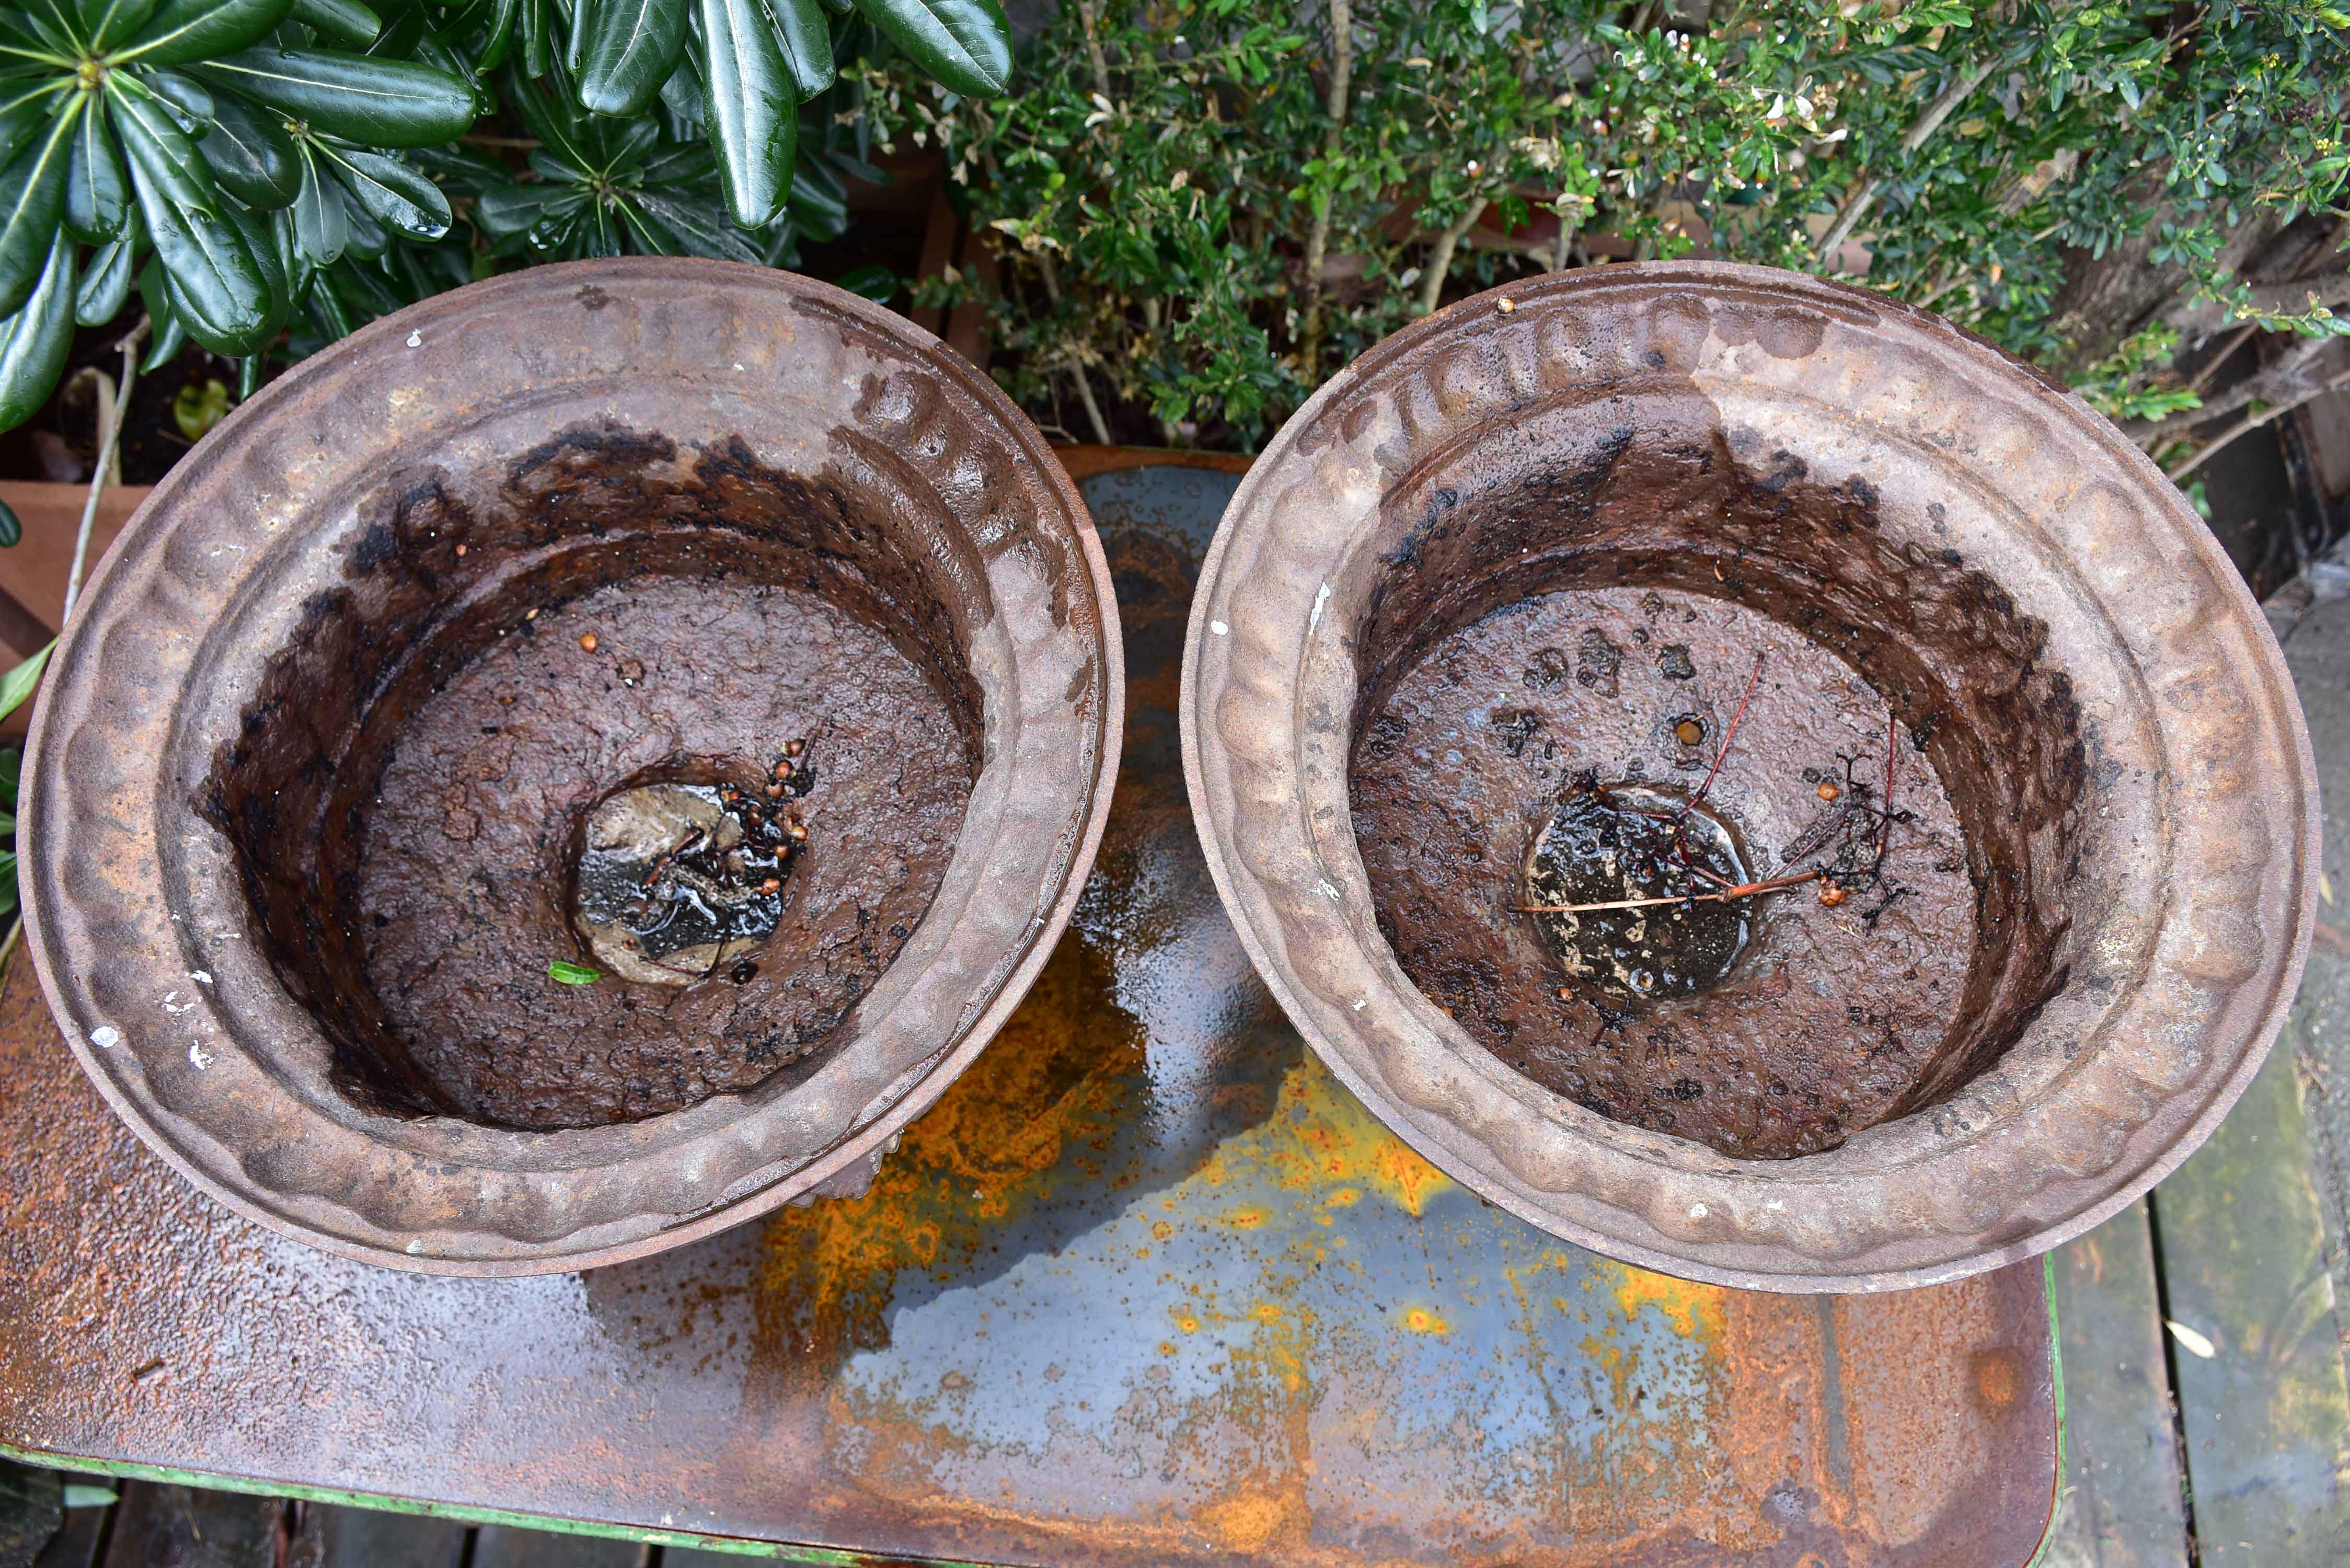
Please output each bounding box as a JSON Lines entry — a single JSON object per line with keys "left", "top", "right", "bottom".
{"left": 755, "top": 937, "right": 1145, "bottom": 1358}
{"left": 1611, "top": 1264, "right": 1729, "bottom": 1343}
{"left": 1232, "top": 1057, "right": 1454, "bottom": 1216}
{"left": 1400, "top": 1306, "right": 1450, "bottom": 1336}
{"left": 1253, "top": 1302, "right": 1282, "bottom": 1323}
{"left": 1227, "top": 1208, "right": 1265, "bottom": 1229}
{"left": 1197, "top": 1489, "right": 1306, "bottom": 1553}
{"left": 1150, "top": 1219, "right": 1173, "bottom": 1242}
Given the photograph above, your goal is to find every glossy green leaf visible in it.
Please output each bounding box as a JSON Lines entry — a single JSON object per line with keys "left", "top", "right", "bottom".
{"left": 470, "top": 178, "right": 545, "bottom": 236}
{"left": 78, "top": 0, "right": 163, "bottom": 49}
{"left": 192, "top": 48, "right": 477, "bottom": 147}
{"left": 290, "top": 0, "right": 379, "bottom": 47}
{"left": 770, "top": 0, "right": 835, "bottom": 100}
{"left": 0, "top": 643, "right": 51, "bottom": 719}
{"left": 629, "top": 190, "right": 759, "bottom": 260}
{"left": 222, "top": 190, "right": 287, "bottom": 319}
{"left": 118, "top": 0, "right": 295, "bottom": 66}
{"left": 113, "top": 81, "right": 275, "bottom": 353}
{"left": 317, "top": 142, "right": 448, "bottom": 237}
{"left": 0, "top": 238, "right": 75, "bottom": 432}
{"left": 0, "top": 498, "right": 19, "bottom": 548}
{"left": 65, "top": 98, "right": 129, "bottom": 241}
{"left": 477, "top": 0, "right": 520, "bottom": 70}
{"left": 0, "top": 99, "right": 74, "bottom": 321}
{"left": 577, "top": 0, "right": 691, "bottom": 118}
{"left": 142, "top": 67, "right": 216, "bottom": 126}
{"left": 832, "top": 260, "right": 895, "bottom": 301}
{"left": 656, "top": 44, "right": 704, "bottom": 125}
{"left": 197, "top": 90, "right": 299, "bottom": 206}
{"left": 303, "top": 262, "right": 354, "bottom": 339}
{"left": 135, "top": 256, "right": 187, "bottom": 368}
{"left": 290, "top": 143, "right": 346, "bottom": 263}
{"left": 519, "top": 0, "right": 552, "bottom": 76}
{"left": 339, "top": 182, "right": 386, "bottom": 255}
{"left": 547, "top": 959, "right": 602, "bottom": 984}
{"left": 851, "top": 0, "right": 1008, "bottom": 97}
{"left": 19, "top": 4, "right": 85, "bottom": 54}
{"left": 698, "top": 0, "right": 797, "bottom": 227}
{"left": 75, "top": 227, "right": 136, "bottom": 323}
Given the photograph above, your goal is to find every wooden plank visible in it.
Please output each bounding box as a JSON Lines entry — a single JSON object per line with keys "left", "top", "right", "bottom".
{"left": 0, "top": 483, "right": 147, "bottom": 643}
{"left": 2, "top": 1458, "right": 61, "bottom": 1568}
{"left": 285, "top": 1502, "right": 465, "bottom": 1568}
{"left": 2041, "top": 1201, "right": 2191, "bottom": 1567}
{"left": 467, "top": 1525, "right": 645, "bottom": 1568}
{"left": 100, "top": 1481, "right": 280, "bottom": 1568}
{"left": 29, "top": 1504, "right": 103, "bottom": 1568}
{"left": 2151, "top": 1029, "right": 2350, "bottom": 1563}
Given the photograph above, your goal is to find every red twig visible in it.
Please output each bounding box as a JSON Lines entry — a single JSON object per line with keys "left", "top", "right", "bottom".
{"left": 1517, "top": 869, "right": 1822, "bottom": 916}
{"left": 1683, "top": 652, "right": 1766, "bottom": 820}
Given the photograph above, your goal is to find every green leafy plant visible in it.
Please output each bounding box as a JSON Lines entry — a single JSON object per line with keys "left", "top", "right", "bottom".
{"left": 871, "top": 0, "right": 2348, "bottom": 464}
{"left": 546, "top": 0, "right": 1009, "bottom": 229}
{"left": 0, "top": 0, "right": 1011, "bottom": 431}
{"left": 547, "top": 958, "right": 603, "bottom": 984}
{"left": 0, "top": 0, "right": 478, "bottom": 422}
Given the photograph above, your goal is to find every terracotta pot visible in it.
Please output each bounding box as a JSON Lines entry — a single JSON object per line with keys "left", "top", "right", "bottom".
{"left": 22, "top": 259, "right": 1122, "bottom": 1275}
{"left": 1182, "top": 261, "right": 2319, "bottom": 1292}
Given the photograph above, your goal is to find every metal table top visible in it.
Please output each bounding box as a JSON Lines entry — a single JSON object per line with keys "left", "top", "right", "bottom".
{"left": 0, "top": 455, "right": 2058, "bottom": 1567}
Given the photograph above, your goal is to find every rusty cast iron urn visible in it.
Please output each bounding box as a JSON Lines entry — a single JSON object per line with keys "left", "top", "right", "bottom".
{"left": 22, "top": 259, "right": 1122, "bottom": 1274}
{"left": 1181, "top": 262, "right": 2319, "bottom": 1292}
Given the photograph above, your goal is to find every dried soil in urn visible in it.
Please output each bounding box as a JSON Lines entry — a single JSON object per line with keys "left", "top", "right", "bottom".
{"left": 356, "top": 575, "right": 972, "bottom": 1131}
{"left": 1351, "top": 586, "right": 1977, "bottom": 1159}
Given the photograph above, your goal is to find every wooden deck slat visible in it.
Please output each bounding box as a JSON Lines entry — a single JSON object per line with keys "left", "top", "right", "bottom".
{"left": 99, "top": 1481, "right": 280, "bottom": 1568}
{"left": 468, "top": 1524, "right": 647, "bottom": 1567}
{"left": 285, "top": 1503, "right": 466, "bottom": 1568}
{"left": 2150, "top": 1029, "right": 2350, "bottom": 1563}
{"left": 2043, "top": 1200, "right": 2192, "bottom": 1567}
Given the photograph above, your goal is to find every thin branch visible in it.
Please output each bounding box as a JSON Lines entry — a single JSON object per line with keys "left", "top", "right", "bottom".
{"left": 1518, "top": 869, "right": 1823, "bottom": 916}
{"left": 2184, "top": 322, "right": 2258, "bottom": 394}
{"left": 1074, "top": 0, "right": 1114, "bottom": 102}
{"left": 1298, "top": 0, "right": 1353, "bottom": 380}
{"left": 1813, "top": 57, "right": 1999, "bottom": 264}
{"left": 66, "top": 317, "right": 152, "bottom": 624}
{"left": 1416, "top": 196, "right": 1489, "bottom": 315}
{"left": 1681, "top": 652, "right": 1765, "bottom": 818}
{"left": 2167, "top": 362, "right": 2350, "bottom": 481}
{"left": 2129, "top": 333, "right": 2330, "bottom": 445}
{"left": 1067, "top": 358, "right": 1115, "bottom": 445}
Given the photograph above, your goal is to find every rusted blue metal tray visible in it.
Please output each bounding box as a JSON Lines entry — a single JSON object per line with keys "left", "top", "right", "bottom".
{"left": 0, "top": 454, "right": 2058, "bottom": 1566}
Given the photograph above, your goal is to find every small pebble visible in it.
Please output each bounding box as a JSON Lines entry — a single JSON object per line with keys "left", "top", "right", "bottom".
{"left": 1817, "top": 781, "right": 1841, "bottom": 801}
{"left": 1817, "top": 882, "right": 1848, "bottom": 906}
{"left": 1496, "top": 297, "right": 1516, "bottom": 314}
{"left": 1674, "top": 719, "right": 1704, "bottom": 746}
{"left": 579, "top": 632, "right": 598, "bottom": 653}
{"left": 454, "top": 543, "right": 467, "bottom": 557}
{"left": 786, "top": 821, "right": 808, "bottom": 842}
{"left": 785, "top": 738, "right": 806, "bottom": 757}
{"left": 616, "top": 658, "right": 644, "bottom": 683}
{"left": 764, "top": 782, "right": 785, "bottom": 798}
{"left": 759, "top": 877, "right": 781, "bottom": 893}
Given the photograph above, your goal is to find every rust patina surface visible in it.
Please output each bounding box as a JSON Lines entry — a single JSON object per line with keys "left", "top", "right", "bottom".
{"left": 0, "top": 462, "right": 2057, "bottom": 1567}
{"left": 18, "top": 260, "right": 1122, "bottom": 1274}
{"left": 1182, "top": 262, "right": 2321, "bottom": 1292}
